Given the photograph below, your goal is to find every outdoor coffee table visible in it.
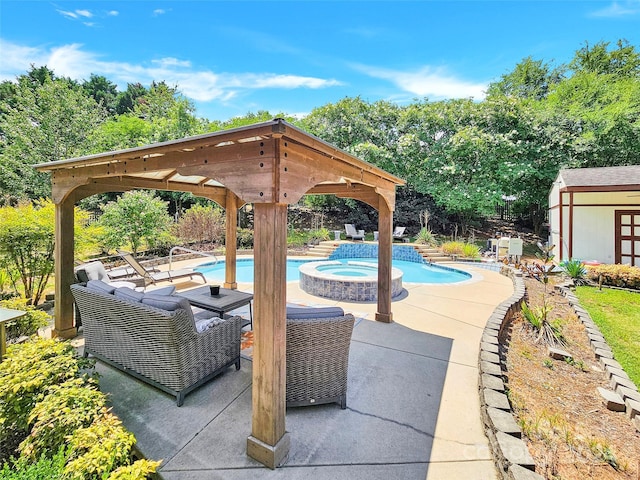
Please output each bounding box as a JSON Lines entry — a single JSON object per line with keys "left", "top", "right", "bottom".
{"left": 177, "top": 286, "right": 253, "bottom": 329}
{"left": 1, "top": 307, "right": 26, "bottom": 362}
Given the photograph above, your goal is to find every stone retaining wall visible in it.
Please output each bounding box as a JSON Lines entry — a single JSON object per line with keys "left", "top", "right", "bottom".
{"left": 476, "top": 265, "right": 542, "bottom": 480}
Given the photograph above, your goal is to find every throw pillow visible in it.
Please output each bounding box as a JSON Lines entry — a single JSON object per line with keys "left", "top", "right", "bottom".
{"left": 86, "top": 280, "right": 117, "bottom": 295}
{"left": 114, "top": 287, "right": 145, "bottom": 303}
{"left": 141, "top": 294, "right": 191, "bottom": 312}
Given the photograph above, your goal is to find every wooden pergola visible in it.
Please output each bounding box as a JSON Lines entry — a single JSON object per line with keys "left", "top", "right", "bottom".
{"left": 35, "top": 118, "right": 405, "bottom": 468}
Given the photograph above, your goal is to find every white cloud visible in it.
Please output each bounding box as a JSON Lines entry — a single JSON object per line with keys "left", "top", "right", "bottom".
{"left": 76, "top": 10, "right": 93, "bottom": 18}
{"left": 152, "top": 57, "right": 192, "bottom": 68}
{"left": 108, "top": 10, "right": 119, "bottom": 16}
{"left": 352, "top": 63, "right": 487, "bottom": 100}
{"left": 153, "top": 9, "right": 167, "bottom": 16}
{"left": 589, "top": 1, "right": 640, "bottom": 17}
{"left": 57, "top": 9, "right": 78, "bottom": 19}
{"left": 0, "top": 40, "right": 342, "bottom": 104}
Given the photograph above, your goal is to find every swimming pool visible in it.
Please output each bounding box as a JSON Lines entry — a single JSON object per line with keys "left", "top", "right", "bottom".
{"left": 195, "top": 257, "right": 471, "bottom": 284}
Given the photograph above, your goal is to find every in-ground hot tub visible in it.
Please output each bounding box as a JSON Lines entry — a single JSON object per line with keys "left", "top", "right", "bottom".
{"left": 299, "top": 260, "right": 404, "bottom": 301}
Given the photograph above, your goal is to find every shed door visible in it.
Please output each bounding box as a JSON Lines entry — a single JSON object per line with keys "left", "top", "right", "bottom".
{"left": 615, "top": 210, "right": 640, "bottom": 265}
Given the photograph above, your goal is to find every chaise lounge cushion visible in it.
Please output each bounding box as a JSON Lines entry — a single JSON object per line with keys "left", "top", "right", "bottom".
{"left": 286, "top": 306, "right": 345, "bottom": 320}
{"left": 76, "top": 261, "right": 111, "bottom": 283}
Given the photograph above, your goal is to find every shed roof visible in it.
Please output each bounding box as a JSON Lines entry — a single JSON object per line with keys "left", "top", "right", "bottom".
{"left": 559, "top": 165, "right": 640, "bottom": 189}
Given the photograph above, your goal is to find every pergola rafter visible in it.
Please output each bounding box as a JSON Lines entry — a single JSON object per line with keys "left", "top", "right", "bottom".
{"left": 35, "top": 118, "right": 405, "bottom": 469}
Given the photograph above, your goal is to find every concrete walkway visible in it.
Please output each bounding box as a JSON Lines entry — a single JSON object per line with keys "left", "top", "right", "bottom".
{"left": 92, "top": 262, "right": 513, "bottom": 480}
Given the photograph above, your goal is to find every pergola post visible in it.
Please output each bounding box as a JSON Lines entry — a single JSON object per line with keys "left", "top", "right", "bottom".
{"left": 53, "top": 197, "right": 77, "bottom": 338}
{"left": 247, "top": 202, "right": 290, "bottom": 468}
{"left": 376, "top": 198, "right": 393, "bottom": 323}
{"left": 224, "top": 189, "right": 238, "bottom": 290}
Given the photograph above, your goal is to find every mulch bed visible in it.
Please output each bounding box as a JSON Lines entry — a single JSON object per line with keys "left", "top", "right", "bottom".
{"left": 505, "top": 275, "right": 640, "bottom": 479}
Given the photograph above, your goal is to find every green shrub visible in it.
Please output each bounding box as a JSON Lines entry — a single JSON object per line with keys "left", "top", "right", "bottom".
{"left": 442, "top": 241, "right": 465, "bottom": 255}
{"left": 107, "top": 459, "right": 163, "bottom": 480}
{"left": 236, "top": 228, "right": 254, "bottom": 249}
{"left": 586, "top": 264, "right": 640, "bottom": 290}
{"left": 561, "top": 259, "right": 587, "bottom": 284}
{"left": 63, "top": 409, "right": 141, "bottom": 479}
{"left": 442, "top": 241, "right": 479, "bottom": 257}
{"left": 415, "top": 228, "right": 437, "bottom": 246}
{"left": 462, "top": 243, "right": 481, "bottom": 258}
{"left": 0, "top": 298, "right": 49, "bottom": 341}
{"left": 0, "top": 447, "right": 66, "bottom": 479}
{"left": 287, "top": 229, "right": 309, "bottom": 248}
{"left": 0, "top": 338, "right": 83, "bottom": 455}
{"left": 19, "top": 378, "right": 105, "bottom": 460}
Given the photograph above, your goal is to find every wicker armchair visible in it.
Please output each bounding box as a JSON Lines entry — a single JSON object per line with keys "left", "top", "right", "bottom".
{"left": 70, "top": 283, "right": 242, "bottom": 406}
{"left": 286, "top": 307, "right": 355, "bottom": 409}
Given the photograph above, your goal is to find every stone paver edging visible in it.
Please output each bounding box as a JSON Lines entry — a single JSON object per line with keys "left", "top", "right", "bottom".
{"left": 475, "top": 265, "right": 542, "bottom": 480}
{"left": 476, "top": 265, "right": 640, "bottom": 480}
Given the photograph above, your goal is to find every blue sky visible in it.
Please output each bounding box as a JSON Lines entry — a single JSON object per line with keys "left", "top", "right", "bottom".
{"left": 1, "top": 1, "right": 639, "bottom": 121}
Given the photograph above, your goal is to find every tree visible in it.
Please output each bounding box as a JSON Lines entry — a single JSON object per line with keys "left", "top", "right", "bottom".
{"left": 97, "top": 190, "right": 172, "bottom": 255}
{"left": 82, "top": 74, "right": 119, "bottom": 115}
{"left": 114, "top": 82, "right": 147, "bottom": 115}
{"left": 0, "top": 200, "right": 89, "bottom": 305}
{"left": 487, "top": 56, "right": 564, "bottom": 101}
{"left": 569, "top": 39, "right": 640, "bottom": 78}
{"left": 0, "top": 75, "right": 107, "bottom": 201}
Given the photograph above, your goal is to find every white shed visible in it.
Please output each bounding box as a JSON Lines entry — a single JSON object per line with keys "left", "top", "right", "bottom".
{"left": 548, "top": 165, "right": 640, "bottom": 265}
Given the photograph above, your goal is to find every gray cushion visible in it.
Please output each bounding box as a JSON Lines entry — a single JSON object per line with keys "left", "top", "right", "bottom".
{"left": 141, "top": 294, "right": 191, "bottom": 312}
{"left": 194, "top": 315, "right": 224, "bottom": 332}
{"left": 145, "top": 285, "right": 176, "bottom": 296}
{"left": 86, "top": 280, "right": 116, "bottom": 295}
{"left": 77, "top": 261, "right": 110, "bottom": 282}
{"left": 286, "top": 306, "right": 345, "bottom": 319}
{"left": 114, "top": 287, "right": 145, "bottom": 303}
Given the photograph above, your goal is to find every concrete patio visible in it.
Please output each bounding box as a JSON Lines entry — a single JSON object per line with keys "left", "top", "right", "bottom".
{"left": 85, "top": 262, "right": 513, "bottom": 480}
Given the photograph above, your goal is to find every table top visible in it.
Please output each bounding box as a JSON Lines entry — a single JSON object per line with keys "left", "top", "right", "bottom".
{"left": 177, "top": 287, "right": 253, "bottom": 313}
{"left": 0, "top": 308, "right": 26, "bottom": 324}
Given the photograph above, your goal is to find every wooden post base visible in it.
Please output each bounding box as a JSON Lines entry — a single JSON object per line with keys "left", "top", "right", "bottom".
{"left": 375, "top": 312, "right": 393, "bottom": 323}
{"left": 52, "top": 327, "right": 78, "bottom": 339}
{"left": 247, "top": 432, "right": 290, "bottom": 469}
{"left": 223, "top": 282, "right": 238, "bottom": 290}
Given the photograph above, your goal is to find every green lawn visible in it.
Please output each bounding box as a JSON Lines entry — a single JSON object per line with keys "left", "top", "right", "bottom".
{"left": 575, "top": 286, "right": 640, "bottom": 387}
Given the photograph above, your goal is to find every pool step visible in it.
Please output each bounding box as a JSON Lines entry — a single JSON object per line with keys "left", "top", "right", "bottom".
{"left": 413, "top": 246, "right": 452, "bottom": 263}
{"left": 306, "top": 241, "right": 340, "bottom": 257}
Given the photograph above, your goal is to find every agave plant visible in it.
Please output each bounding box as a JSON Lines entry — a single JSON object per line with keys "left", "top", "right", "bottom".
{"left": 561, "top": 259, "right": 587, "bottom": 285}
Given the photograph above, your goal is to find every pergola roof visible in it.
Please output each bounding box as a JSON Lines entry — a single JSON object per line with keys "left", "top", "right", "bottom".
{"left": 37, "top": 118, "right": 404, "bottom": 469}
{"left": 36, "top": 118, "right": 404, "bottom": 208}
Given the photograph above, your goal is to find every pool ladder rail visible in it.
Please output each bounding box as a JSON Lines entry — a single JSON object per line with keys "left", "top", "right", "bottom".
{"left": 168, "top": 246, "right": 218, "bottom": 272}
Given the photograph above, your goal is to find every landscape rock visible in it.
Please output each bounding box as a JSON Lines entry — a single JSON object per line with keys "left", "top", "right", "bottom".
{"left": 597, "top": 387, "right": 626, "bottom": 412}
{"left": 610, "top": 375, "right": 637, "bottom": 392}
{"left": 487, "top": 407, "right": 522, "bottom": 438}
{"left": 615, "top": 385, "right": 640, "bottom": 403}
{"left": 481, "top": 341, "right": 500, "bottom": 354}
{"left": 625, "top": 398, "right": 640, "bottom": 419}
{"left": 594, "top": 347, "right": 613, "bottom": 359}
{"left": 495, "top": 431, "right": 536, "bottom": 470}
{"left": 481, "top": 373, "right": 505, "bottom": 392}
{"left": 483, "top": 388, "right": 511, "bottom": 411}
{"left": 599, "top": 357, "right": 623, "bottom": 370}
{"left": 547, "top": 346, "right": 572, "bottom": 361}
{"left": 481, "top": 361, "right": 503, "bottom": 376}
{"left": 508, "top": 464, "right": 545, "bottom": 480}
{"left": 481, "top": 350, "right": 501, "bottom": 364}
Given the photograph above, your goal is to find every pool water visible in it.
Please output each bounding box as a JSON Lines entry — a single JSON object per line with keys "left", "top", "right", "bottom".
{"left": 196, "top": 258, "right": 470, "bottom": 284}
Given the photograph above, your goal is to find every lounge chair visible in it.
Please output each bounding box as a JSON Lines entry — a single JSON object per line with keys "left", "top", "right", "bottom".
{"left": 393, "top": 226, "right": 407, "bottom": 241}
{"left": 75, "top": 261, "right": 146, "bottom": 288}
{"left": 118, "top": 250, "right": 206, "bottom": 287}
{"left": 344, "top": 224, "right": 365, "bottom": 241}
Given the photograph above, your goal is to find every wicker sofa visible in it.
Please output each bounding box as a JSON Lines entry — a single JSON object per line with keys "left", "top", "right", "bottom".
{"left": 285, "top": 306, "right": 355, "bottom": 409}
{"left": 71, "top": 281, "right": 242, "bottom": 406}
